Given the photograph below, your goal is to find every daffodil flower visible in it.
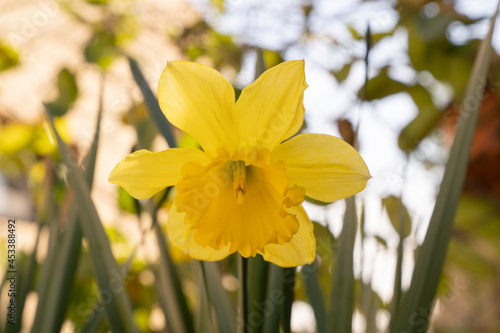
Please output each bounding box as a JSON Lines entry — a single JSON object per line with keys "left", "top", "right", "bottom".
{"left": 109, "top": 60, "right": 370, "bottom": 267}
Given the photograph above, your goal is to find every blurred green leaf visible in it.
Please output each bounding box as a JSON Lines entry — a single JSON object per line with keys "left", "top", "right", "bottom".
{"left": 392, "top": 7, "right": 498, "bottom": 333}
{"left": 172, "top": 21, "right": 243, "bottom": 71}
{"left": 358, "top": 282, "right": 383, "bottom": 333}
{"left": 328, "top": 197, "right": 356, "bottom": 333}
{"left": 201, "top": 261, "right": 237, "bottom": 333}
{"left": 382, "top": 195, "right": 412, "bottom": 239}
{"left": 302, "top": 260, "right": 326, "bottom": 333}
{"left": 399, "top": 84, "right": 440, "bottom": 151}
{"left": 454, "top": 195, "right": 500, "bottom": 239}
{"left": 210, "top": 0, "right": 224, "bottom": 12}
{"left": 118, "top": 187, "right": 138, "bottom": 214}
{"left": 153, "top": 214, "right": 195, "bottom": 333}
{"left": 0, "top": 41, "right": 19, "bottom": 71}
{"left": 44, "top": 107, "right": 139, "bottom": 333}
{"left": 123, "top": 103, "right": 159, "bottom": 150}
{"left": 86, "top": 0, "right": 110, "bottom": 4}
{"left": 447, "top": 240, "right": 496, "bottom": 277}
{"left": 331, "top": 63, "right": 351, "bottom": 83}
{"left": 45, "top": 68, "right": 79, "bottom": 117}
{"left": 310, "top": 222, "right": 336, "bottom": 311}
{"left": 33, "top": 79, "right": 104, "bottom": 332}
{"left": 358, "top": 67, "right": 408, "bottom": 100}
{"left": 403, "top": 13, "right": 477, "bottom": 98}
{"left": 374, "top": 235, "right": 388, "bottom": 248}
{"left": 128, "top": 57, "right": 177, "bottom": 148}
{"left": 262, "top": 49, "right": 283, "bottom": 70}
{"left": 84, "top": 31, "right": 120, "bottom": 69}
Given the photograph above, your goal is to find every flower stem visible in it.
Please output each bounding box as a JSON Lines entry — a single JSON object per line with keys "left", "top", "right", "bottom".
{"left": 238, "top": 254, "right": 248, "bottom": 333}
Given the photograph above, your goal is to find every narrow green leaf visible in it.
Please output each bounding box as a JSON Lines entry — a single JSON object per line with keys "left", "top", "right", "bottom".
{"left": 152, "top": 215, "right": 195, "bottom": 333}
{"left": 126, "top": 65, "right": 194, "bottom": 332}
{"left": 359, "top": 282, "right": 382, "bottom": 333}
{"left": 128, "top": 57, "right": 177, "bottom": 148}
{"left": 389, "top": 215, "right": 404, "bottom": 333}
{"left": 79, "top": 306, "right": 106, "bottom": 333}
{"left": 328, "top": 196, "right": 356, "bottom": 333}
{"left": 302, "top": 261, "right": 326, "bottom": 333}
{"left": 79, "top": 248, "right": 138, "bottom": 333}
{"left": 197, "top": 266, "right": 215, "bottom": 333}
{"left": 32, "top": 73, "right": 105, "bottom": 333}
{"left": 392, "top": 6, "right": 499, "bottom": 333}
{"left": 201, "top": 261, "right": 237, "bottom": 333}
{"left": 237, "top": 255, "right": 248, "bottom": 333}
{"left": 387, "top": 185, "right": 410, "bottom": 333}
{"left": 26, "top": 175, "right": 59, "bottom": 333}
{"left": 255, "top": 48, "right": 266, "bottom": 80}
{"left": 44, "top": 107, "right": 139, "bottom": 333}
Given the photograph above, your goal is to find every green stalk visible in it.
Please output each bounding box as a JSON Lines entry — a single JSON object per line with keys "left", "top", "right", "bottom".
{"left": 238, "top": 255, "right": 248, "bottom": 333}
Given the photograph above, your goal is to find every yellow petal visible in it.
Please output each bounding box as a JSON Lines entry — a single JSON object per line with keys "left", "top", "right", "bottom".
{"left": 167, "top": 203, "right": 230, "bottom": 261}
{"left": 235, "top": 60, "right": 308, "bottom": 150}
{"left": 109, "top": 148, "right": 209, "bottom": 200}
{"left": 260, "top": 205, "right": 316, "bottom": 267}
{"left": 158, "top": 61, "right": 239, "bottom": 156}
{"left": 271, "top": 133, "right": 370, "bottom": 202}
{"left": 174, "top": 148, "right": 304, "bottom": 257}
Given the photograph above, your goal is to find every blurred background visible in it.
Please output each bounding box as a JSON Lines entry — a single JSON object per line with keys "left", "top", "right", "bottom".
{"left": 0, "top": 0, "right": 499, "bottom": 332}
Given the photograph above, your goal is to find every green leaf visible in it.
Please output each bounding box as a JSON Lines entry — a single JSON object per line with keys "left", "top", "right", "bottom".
{"left": 331, "top": 63, "right": 351, "bottom": 83}
{"left": 153, "top": 215, "right": 195, "bottom": 333}
{"left": 32, "top": 82, "right": 103, "bottom": 332}
{"left": 447, "top": 240, "right": 496, "bottom": 277}
{"left": 84, "top": 31, "right": 119, "bottom": 69}
{"left": 302, "top": 261, "right": 326, "bottom": 333}
{"left": 43, "top": 107, "right": 139, "bottom": 333}
{"left": 327, "top": 197, "right": 356, "bottom": 333}
{"left": 0, "top": 41, "right": 19, "bottom": 71}
{"left": 398, "top": 84, "right": 441, "bottom": 151}
{"left": 359, "top": 282, "right": 382, "bottom": 333}
{"left": 45, "top": 68, "right": 79, "bottom": 117}
{"left": 382, "top": 195, "right": 412, "bottom": 239}
{"left": 201, "top": 261, "right": 237, "bottom": 333}
{"left": 128, "top": 57, "right": 177, "bottom": 148}
{"left": 123, "top": 103, "right": 159, "bottom": 150}
{"left": 358, "top": 67, "right": 408, "bottom": 100}
{"left": 374, "top": 235, "right": 388, "bottom": 248}
{"left": 118, "top": 186, "right": 138, "bottom": 214}
{"left": 391, "top": 6, "right": 499, "bottom": 333}
{"left": 197, "top": 269, "right": 216, "bottom": 333}
{"left": 454, "top": 195, "right": 500, "bottom": 239}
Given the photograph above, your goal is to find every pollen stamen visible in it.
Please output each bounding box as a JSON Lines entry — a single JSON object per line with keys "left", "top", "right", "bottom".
{"left": 232, "top": 161, "right": 247, "bottom": 204}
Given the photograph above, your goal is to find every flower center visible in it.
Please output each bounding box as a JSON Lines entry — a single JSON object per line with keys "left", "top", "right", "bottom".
{"left": 231, "top": 160, "right": 247, "bottom": 204}
{"left": 174, "top": 146, "right": 306, "bottom": 257}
